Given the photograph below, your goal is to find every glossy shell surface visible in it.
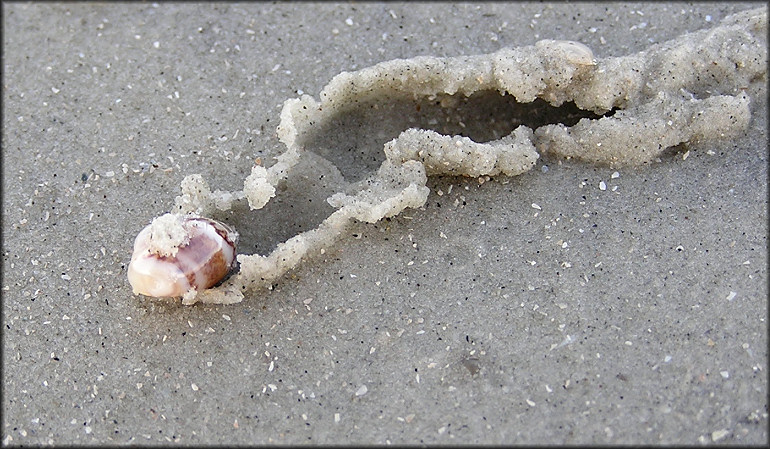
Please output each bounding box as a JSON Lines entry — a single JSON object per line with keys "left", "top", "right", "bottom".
{"left": 127, "top": 217, "right": 237, "bottom": 297}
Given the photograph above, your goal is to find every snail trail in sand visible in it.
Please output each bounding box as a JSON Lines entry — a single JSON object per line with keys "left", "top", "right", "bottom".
{"left": 128, "top": 7, "right": 767, "bottom": 305}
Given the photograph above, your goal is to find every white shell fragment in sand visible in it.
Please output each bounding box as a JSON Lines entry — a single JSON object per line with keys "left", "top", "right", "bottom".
{"left": 127, "top": 214, "right": 238, "bottom": 299}
{"left": 129, "top": 8, "right": 766, "bottom": 305}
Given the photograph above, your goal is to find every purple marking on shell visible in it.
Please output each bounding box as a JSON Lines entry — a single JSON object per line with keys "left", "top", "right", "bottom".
{"left": 127, "top": 216, "right": 237, "bottom": 297}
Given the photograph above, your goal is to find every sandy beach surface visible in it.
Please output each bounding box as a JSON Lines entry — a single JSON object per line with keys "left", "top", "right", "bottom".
{"left": 2, "top": 2, "right": 766, "bottom": 444}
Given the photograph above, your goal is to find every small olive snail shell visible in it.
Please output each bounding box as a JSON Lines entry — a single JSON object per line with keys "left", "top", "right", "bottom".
{"left": 127, "top": 217, "right": 237, "bottom": 297}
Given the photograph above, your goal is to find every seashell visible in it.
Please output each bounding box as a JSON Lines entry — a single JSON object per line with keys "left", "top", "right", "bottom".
{"left": 127, "top": 215, "right": 237, "bottom": 297}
